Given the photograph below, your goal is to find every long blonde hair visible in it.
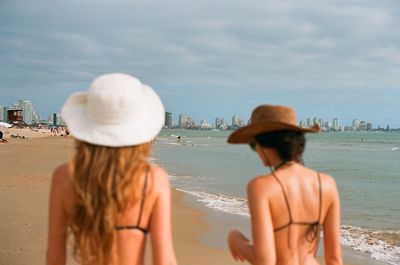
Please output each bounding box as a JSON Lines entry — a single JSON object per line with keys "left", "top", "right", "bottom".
{"left": 68, "top": 140, "right": 151, "bottom": 265}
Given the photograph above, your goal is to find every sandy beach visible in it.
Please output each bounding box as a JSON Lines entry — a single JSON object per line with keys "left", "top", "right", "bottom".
{"left": 0, "top": 131, "right": 354, "bottom": 265}
{"left": 0, "top": 132, "right": 233, "bottom": 265}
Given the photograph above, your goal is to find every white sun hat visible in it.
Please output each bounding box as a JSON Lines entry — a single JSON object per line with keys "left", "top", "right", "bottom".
{"left": 61, "top": 73, "right": 165, "bottom": 147}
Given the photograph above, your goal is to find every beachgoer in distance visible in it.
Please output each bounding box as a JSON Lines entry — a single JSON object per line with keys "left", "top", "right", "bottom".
{"left": 227, "top": 105, "right": 342, "bottom": 265}
{"left": 0, "top": 130, "right": 8, "bottom": 143}
{"left": 46, "top": 73, "right": 177, "bottom": 265}
{"left": 177, "top": 136, "right": 181, "bottom": 142}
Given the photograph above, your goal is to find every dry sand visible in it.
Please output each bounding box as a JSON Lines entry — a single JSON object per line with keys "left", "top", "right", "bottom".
{"left": 2, "top": 127, "right": 53, "bottom": 139}
{"left": 0, "top": 135, "right": 352, "bottom": 265}
{"left": 0, "top": 135, "right": 232, "bottom": 265}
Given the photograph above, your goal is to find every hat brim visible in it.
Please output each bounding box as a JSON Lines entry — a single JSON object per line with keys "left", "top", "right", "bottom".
{"left": 227, "top": 122, "right": 319, "bottom": 144}
{"left": 61, "top": 91, "right": 165, "bottom": 147}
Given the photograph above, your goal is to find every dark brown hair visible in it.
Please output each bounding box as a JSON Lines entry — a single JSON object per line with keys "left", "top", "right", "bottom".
{"left": 255, "top": 130, "right": 305, "bottom": 162}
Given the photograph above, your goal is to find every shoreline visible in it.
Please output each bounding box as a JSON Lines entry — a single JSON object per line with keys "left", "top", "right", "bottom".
{"left": 176, "top": 187, "right": 393, "bottom": 265}
{"left": 0, "top": 136, "right": 388, "bottom": 265}
{"left": 174, "top": 188, "right": 362, "bottom": 265}
{"left": 155, "top": 130, "right": 396, "bottom": 265}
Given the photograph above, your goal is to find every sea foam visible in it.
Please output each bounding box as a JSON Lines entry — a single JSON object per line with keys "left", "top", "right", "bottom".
{"left": 341, "top": 225, "right": 400, "bottom": 265}
{"left": 174, "top": 183, "right": 400, "bottom": 265}
{"left": 176, "top": 188, "right": 249, "bottom": 217}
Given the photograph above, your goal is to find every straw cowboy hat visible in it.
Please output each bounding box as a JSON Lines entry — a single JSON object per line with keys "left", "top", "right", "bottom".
{"left": 228, "top": 105, "right": 319, "bottom": 144}
{"left": 61, "top": 73, "right": 164, "bottom": 147}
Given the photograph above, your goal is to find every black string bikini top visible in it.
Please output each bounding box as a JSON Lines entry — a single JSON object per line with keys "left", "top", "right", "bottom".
{"left": 272, "top": 168, "right": 322, "bottom": 250}
{"left": 114, "top": 168, "right": 149, "bottom": 234}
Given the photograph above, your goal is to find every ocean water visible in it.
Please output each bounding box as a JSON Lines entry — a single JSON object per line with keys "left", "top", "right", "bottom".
{"left": 153, "top": 129, "right": 400, "bottom": 265}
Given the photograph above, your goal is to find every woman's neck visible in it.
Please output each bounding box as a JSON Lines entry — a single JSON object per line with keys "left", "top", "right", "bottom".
{"left": 259, "top": 147, "right": 296, "bottom": 171}
{"left": 272, "top": 160, "right": 295, "bottom": 171}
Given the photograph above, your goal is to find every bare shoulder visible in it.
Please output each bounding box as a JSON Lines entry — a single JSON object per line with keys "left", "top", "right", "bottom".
{"left": 318, "top": 172, "right": 339, "bottom": 204}
{"left": 247, "top": 174, "right": 276, "bottom": 196}
{"left": 149, "top": 164, "right": 170, "bottom": 190}
{"left": 51, "top": 164, "right": 73, "bottom": 194}
{"left": 319, "top": 172, "right": 338, "bottom": 191}
{"left": 52, "top": 164, "right": 69, "bottom": 185}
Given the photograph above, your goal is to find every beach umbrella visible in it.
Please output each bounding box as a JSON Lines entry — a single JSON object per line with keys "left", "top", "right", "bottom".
{"left": 0, "top": 122, "right": 12, "bottom": 128}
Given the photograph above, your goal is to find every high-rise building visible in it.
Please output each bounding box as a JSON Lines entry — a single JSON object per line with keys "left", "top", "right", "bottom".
{"left": 352, "top": 119, "right": 359, "bottom": 131}
{"left": 53, "top": 113, "right": 57, "bottom": 126}
{"left": 332, "top": 118, "right": 339, "bottom": 131}
{"left": 186, "top": 116, "right": 196, "bottom": 128}
{"left": 215, "top": 117, "right": 223, "bottom": 129}
{"left": 18, "top": 99, "right": 34, "bottom": 125}
{"left": 2, "top": 107, "right": 9, "bottom": 122}
{"left": 317, "top": 118, "right": 323, "bottom": 127}
{"left": 359, "top": 121, "right": 367, "bottom": 131}
{"left": 48, "top": 113, "right": 63, "bottom": 126}
{"left": 232, "top": 115, "right": 240, "bottom": 127}
{"left": 165, "top": 112, "right": 173, "bottom": 128}
{"left": 33, "top": 111, "right": 40, "bottom": 124}
{"left": 312, "top": 117, "right": 319, "bottom": 126}
{"left": 0, "top": 105, "right": 4, "bottom": 121}
{"left": 179, "top": 114, "right": 187, "bottom": 129}
{"left": 215, "top": 117, "right": 228, "bottom": 130}
{"left": 366, "top": 123, "right": 373, "bottom": 131}
{"left": 200, "top": 120, "right": 212, "bottom": 129}
{"left": 306, "top": 117, "right": 312, "bottom": 127}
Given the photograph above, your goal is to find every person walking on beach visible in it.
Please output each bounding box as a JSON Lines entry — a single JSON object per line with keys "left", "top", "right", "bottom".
{"left": 227, "top": 105, "right": 342, "bottom": 265}
{"left": 46, "top": 73, "right": 177, "bottom": 265}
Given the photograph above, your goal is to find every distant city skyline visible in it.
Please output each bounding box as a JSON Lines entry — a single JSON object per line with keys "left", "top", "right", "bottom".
{"left": 163, "top": 111, "right": 397, "bottom": 131}
{"left": 1, "top": 1, "right": 400, "bottom": 127}
{"left": 1, "top": 98, "right": 399, "bottom": 130}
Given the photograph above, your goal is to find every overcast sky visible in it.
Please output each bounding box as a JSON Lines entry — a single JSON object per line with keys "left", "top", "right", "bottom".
{"left": 1, "top": 0, "right": 399, "bottom": 127}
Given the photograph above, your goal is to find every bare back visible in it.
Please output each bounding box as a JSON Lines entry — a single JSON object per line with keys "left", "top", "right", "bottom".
{"left": 247, "top": 163, "right": 342, "bottom": 265}
{"left": 46, "top": 164, "right": 177, "bottom": 265}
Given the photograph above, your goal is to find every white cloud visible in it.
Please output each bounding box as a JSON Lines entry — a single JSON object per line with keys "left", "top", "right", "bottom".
{"left": 0, "top": 0, "right": 399, "bottom": 126}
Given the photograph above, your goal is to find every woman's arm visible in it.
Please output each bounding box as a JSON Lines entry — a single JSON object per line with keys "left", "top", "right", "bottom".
{"left": 46, "top": 165, "right": 69, "bottom": 265}
{"left": 228, "top": 177, "right": 276, "bottom": 265}
{"left": 323, "top": 175, "right": 343, "bottom": 265}
{"left": 150, "top": 167, "right": 177, "bottom": 265}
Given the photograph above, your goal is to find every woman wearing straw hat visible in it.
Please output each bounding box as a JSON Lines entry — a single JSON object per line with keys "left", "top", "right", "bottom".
{"left": 46, "top": 73, "right": 177, "bottom": 265}
{"left": 227, "top": 105, "right": 342, "bottom": 265}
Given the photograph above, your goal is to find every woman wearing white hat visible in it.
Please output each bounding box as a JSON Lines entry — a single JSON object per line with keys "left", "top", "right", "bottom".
{"left": 227, "top": 105, "right": 342, "bottom": 265}
{"left": 46, "top": 73, "right": 177, "bottom": 265}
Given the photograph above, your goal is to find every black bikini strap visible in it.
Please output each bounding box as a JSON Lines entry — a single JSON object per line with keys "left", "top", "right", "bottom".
{"left": 317, "top": 172, "right": 322, "bottom": 222}
{"left": 272, "top": 172, "right": 293, "bottom": 222}
{"left": 272, "top": 171, "right": 293, "bottom": 248}
{"left": 136, "top": 166, "right": 149, "bottom": 227}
